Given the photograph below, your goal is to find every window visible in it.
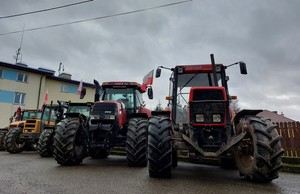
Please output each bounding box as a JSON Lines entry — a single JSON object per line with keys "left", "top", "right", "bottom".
{"left": 61, "top": 84, "right": 69, "bottom": 92}
{"left": 14, "top": 92, "right": 26, "bottom": 105}
{"left": 135, "top": 90, "right": 144, "bottom": 107}
{"left": 16, "top": 73, "right": 28, "bottom": 83}
{"left": 0, "top": 69, "right": 3, "bottom": 78}
{"left": 61, "top": 84, "right": 77, "bottom": 94}
{"left": 103, "top": 88, "right": 134, "bottom": 109}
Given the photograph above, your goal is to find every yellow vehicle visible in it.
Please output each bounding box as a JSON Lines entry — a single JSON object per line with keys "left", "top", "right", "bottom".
{"left": 0, "top": 109, "right": 42, "bottom": 151}
{"left": 4, "top": 103, "right": 64, "bottom": 153}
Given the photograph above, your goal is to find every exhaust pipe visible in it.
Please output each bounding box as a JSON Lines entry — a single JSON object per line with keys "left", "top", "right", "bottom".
{"left": 210, "top": 54, "right": 218, "bottom": 86}
{"left": 93, "top": 79, "right": 100, "bottom": 102}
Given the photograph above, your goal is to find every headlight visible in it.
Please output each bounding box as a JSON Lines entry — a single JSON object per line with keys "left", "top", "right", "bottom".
{"left": 90, "top": 115, "right": 100, "bottom": 119}
{"left": 195, "top": 114, "right": 204, "bottom": 122}
{"left": 104, "top": 115, "right": 115, "bottom": 120}
{"left": 212, "top": 114, "right": 221, "bottom": 122}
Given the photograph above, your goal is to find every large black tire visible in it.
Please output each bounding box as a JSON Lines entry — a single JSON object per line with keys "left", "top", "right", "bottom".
{"left": 37, "top": 129, "right": 54, "bottom": 157}
{"left": 233, "top": 116, "right": 284, "bottom": 182}
{"left": 148, "top": 116, "right": 172, "bottom": 178}
{"left": 0, "top": 132, "right": 6, "bottom": 151}
{"left": 53, "top": 118, "right": 87, "bottom": 165}
{"left": 126, "top": 118, "right": 148, "bottom": 167}
{"left": 4, "top": 128, "right": 26, "bottom": 153}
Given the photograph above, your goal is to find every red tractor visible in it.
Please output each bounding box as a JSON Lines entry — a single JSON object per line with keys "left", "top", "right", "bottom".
{"left": 148, "top": 54, "right": 283, "bottom": 182}
{"left": 53, "top": 79, "right": 153, "bottom": 166}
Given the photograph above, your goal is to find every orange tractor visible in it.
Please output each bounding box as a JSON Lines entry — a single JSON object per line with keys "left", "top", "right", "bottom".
{"left": 4, "top": 103, "right": 64, "bottom": 153}
{"left": 148, "top": 54, "right": 283, "bottom": 182}
{"left": 53, "top": 78, "right": 153, "bottom": 166}
{"left": 0, "top": 109, "right": 42, "bottom": 151}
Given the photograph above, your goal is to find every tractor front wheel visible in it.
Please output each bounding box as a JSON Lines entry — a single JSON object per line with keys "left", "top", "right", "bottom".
{"left": 233, "top": 116, "right": 284, "bottom": 182}
{"left": 0, "top": 132, "right": 6, "bottom": 151}
{"left": 126, "top": 117, "right": 148, "bottom": 167}
{"left": 148, "top": 116, "right": 172, "bottom": 178}
{"left": 53, "top": 118, "right": 87, "bottom": 165}
{"left": 4, "top": 128, "right": 26, "bottom": 153}
{"left": 37, "top": 129, "right": 54, "bottom": 157}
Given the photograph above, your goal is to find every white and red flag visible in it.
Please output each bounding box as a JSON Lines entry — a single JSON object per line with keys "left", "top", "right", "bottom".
{"left": 77, "top": 80, "right": 83, "bottom": 95}
{"left": 42, "top": 90, "right": 48, "bottom": 107}
{"left": 141, "top": 69, "right": 154, "bottom": 91}
{"left": 16, "top": 95, "right": 22, "bottom": 120}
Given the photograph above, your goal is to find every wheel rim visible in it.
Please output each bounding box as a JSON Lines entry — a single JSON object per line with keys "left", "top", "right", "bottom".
{"left": 234, "top": 134, "right": 255, "bottom": 173}
{"left": 14, "top": 133, "right": 26, "bottom": 149}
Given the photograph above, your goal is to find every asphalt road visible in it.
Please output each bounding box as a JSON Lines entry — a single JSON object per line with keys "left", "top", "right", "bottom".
{"left": 0, "top": 151, "right": 299, "bottom": 194}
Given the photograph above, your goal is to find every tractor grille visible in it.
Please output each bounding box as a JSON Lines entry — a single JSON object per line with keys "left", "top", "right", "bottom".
{"left": 92, "top": 103, "right": 117, "bottom": 116}
{"left": 190, "top": 102, "right": 225, "bottom": 124}
{"left": 23, "top": 119, "right": 39, "bottom": 133}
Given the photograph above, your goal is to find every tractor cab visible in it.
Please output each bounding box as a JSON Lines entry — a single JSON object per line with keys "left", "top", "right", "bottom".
{"left": 101, "top": 82, "right": 142, "bottom": 114}
{"left": 156, "top": 63, "right": 246, "bottom": 131}
{"left": 93, "top": 81, "right": 151, "bottom": 123}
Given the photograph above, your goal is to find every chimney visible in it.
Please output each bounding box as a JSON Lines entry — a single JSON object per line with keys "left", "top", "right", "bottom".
{"left": 58, "top": 72, "right": 72, "bottom": 79}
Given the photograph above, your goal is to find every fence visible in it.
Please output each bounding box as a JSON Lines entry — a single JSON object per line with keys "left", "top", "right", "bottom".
{"left": 276, "top": 122, "right": 300, "bottom": 158}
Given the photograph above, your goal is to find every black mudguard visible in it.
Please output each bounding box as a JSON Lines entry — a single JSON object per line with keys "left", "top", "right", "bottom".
{"left": 233, "top": 109, "right": 262, "bottom": 124}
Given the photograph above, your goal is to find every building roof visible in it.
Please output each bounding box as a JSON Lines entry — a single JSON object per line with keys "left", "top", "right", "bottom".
{"left": 0, "top": 61, "right": 94, "bottom": 88}
{"left": 257, "top": 110, "right": 295, "bottom": 123}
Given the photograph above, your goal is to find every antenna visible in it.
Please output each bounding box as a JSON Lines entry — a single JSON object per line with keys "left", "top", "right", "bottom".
{"left": 14, "top": 24, "right": 25, "bottom": 64}
{"left": 58, "top": 62, "right": 65, "bottom": 75}
{"left": 58, "top": 62, "right": 62, "bottom": 74}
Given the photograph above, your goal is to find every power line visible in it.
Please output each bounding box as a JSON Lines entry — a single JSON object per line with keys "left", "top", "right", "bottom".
{"left": 0, "top": 0, "right": 93, "bottom": 19}
{"left": 0, "top": 0, "right": 192, "bottom": 36}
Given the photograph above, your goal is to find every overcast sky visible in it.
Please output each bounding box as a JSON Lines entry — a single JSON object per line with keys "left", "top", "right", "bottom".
{"left": 1, "top": 0, "right": 299, "bottom": 121}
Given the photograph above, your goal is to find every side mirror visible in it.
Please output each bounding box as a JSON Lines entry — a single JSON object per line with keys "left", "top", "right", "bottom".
{"left": 239, "top": 62, "right": 247, "bottom": 75}
{"left": 148, "top": 86, "right": 153, "bottom": 99}
{"left": 155, "top": 68, "right": 161, "bottom": 78}
{"left": 80, "top": 88, "right": 86, "bottom": 99}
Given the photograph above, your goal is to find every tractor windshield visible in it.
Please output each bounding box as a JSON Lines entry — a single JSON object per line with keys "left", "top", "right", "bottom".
{"left": 41, "top": 107, "right": 57, "bottom": 122}
{"left": 103, "top": 88, "right": 135, "bottom": 109}
{"left": 174, "top": 71, "right": 222, "bottom": 124}
{"left": 22, "top": 110, "right": 42, "bottom": 120}
{"left": 68, "top": 105, "right": 91, "bottom": 117}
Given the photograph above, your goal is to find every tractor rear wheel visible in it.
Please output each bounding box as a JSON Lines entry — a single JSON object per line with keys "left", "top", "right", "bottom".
{"left": 4, "top": 128, "right": 26, "bottom": 153}
{"left": 53, "top": 118, "right": 87, "bottom": 165}
{"left": 148, "top": 116, "right": 172, "bottom": 178}
{"left": 0, "top": 132, "right": 6, "bottom": 151}
{"left": 37, "top": 129, "right": 54, "bottom": 157}
{"left": 233, "top": 116, "right": 284, "bottom": 182}
{"left": 126, "top": 118, "right": 148, "bottom": 167}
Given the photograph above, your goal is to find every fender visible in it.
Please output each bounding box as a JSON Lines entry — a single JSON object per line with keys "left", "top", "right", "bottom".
{"left": 130, "top": 113, "right": 149, "bottom": 119}
{"left": 233, "top": 109, "right": 262, "bottom": 125}
{"left": 151, "top": 110, "right": 171, "bottom": 117}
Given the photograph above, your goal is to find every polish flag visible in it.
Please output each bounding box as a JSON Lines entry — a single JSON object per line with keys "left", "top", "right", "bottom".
{"left": 141, "top": 69, "right": 154, "bottom": 91}
{"left": 42, "top": 90, "right": 48, "bottom": 107}
{"left": 77, "top": 80, "right": 83, "bottom": 95}
{"left": 16, "top": 96, "right": 22, "bottom": 120}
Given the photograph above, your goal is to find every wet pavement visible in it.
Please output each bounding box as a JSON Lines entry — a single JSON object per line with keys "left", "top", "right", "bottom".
{"left": 0, "top": 151, "right": 299, "bottom": 194}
